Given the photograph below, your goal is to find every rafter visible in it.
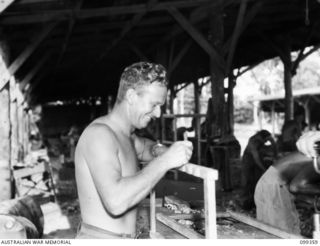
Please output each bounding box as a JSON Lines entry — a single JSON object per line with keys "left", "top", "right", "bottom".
{"left": 0, "top": 0, "right": 212, "bottom": 25}
{"left": 98, "top": 0, "right": 158, "bottom": 61}
{"left": 55, "top": 0, "right": 84, "bottom": 68}
{"left": 225, "top": 0, "right": 248, "bottom": 73}
{"left": 19, "top": 53, "right": 51, "bottom": 92}
{"left": 169, "top": 39, "right": 192, "bottom": 74}
{"left": 0, "top": 22, "right": 57, "bottom": 91}
{"left": 167, "top": 6, "right": 225, "bottom": 68}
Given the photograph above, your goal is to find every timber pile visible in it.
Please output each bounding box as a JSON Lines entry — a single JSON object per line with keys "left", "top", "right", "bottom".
{"left": 0, "top": 196, "right": 44, "bottom": 238}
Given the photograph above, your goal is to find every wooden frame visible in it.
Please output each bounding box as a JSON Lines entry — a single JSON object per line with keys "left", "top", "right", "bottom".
{"left": 150, "top": 163, "right": 218, "bottom": 239}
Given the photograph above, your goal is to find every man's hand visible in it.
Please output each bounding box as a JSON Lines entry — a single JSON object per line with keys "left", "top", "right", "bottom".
{"left": 157, "top": 141, "right": 193, "bottom": 169}
{"left": 296, "top": 131, "right": 320, "bottom": 158}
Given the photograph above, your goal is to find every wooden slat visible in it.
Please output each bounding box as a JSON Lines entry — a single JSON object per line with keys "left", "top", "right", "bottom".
{"left": 178, "top": 163, "right": 218, "bottom": 180}
{"left": 13, "top": 162, "right": 47, "bottom": 179}
{"left": 0, "top": 0, "right": 15, "bottom": 13}
{"left": 157, "top": 213, "right": 204, "bottom": 239}
{"left": 150, "top": 190, "right": 156, "bottom": 233}
{"left": 227, "top": 210, "right": 304, "bottom": 239}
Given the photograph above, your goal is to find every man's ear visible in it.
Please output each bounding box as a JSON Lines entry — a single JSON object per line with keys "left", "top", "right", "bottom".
{"left": 126, "top": 88, "right": 137, "bottom": 104}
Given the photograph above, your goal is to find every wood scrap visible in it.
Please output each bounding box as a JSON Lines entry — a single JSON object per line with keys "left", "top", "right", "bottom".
{"left": 156, "top": 213, "right": 204, "bottom": 239}
{"left": 164, "top": 195, "right": 192, "bottom": 214}
{"left": 227, "top": 210, "right": 305, "bottom": 239}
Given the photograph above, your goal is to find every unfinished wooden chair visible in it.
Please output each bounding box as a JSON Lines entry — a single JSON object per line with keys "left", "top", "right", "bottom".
{"left": 149, "top": 163, "right": 218, "bottom": 239}
{"left": 13, "top": 161, "right": 56, "bottom": 201}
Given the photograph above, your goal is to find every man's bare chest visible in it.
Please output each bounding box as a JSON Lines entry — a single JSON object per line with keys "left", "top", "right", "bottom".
{"left": 117, "top": 137, "right": 139, "bottom": 176}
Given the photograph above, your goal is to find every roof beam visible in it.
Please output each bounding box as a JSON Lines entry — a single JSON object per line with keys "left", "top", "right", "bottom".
{"left": 98, "top": 0, "right": 158, "bottom": 61}
{"left": 0, "top": 0, "right": 15, "bottom": 13}
{"left": 8, "top": 22, "right": 56, "bottom": 75}
{"left": 0, "top": 22, "right": 57, "bottom": 91}
{"left": 167, "top": 6, "right": 224, "bottom": 67}
{"left": 55, "top": 0, "right": 83, "bottom": 67}
{"left": 169, "top": 39, "right": 192, "bottom": 74}
{"left": 125, "top": 42, "right": 149, "bottom": 61}
{"left": 223, "top": 1, "right": 263, "bottom": 54}
{"left": 0, "top": 0, "right": 212, "bottom": 25}
{"left": 19, "top": 53, "right": 50, "bottom": 92}
{"left": 225, "top": 0, "right": 248, "bottom": 73}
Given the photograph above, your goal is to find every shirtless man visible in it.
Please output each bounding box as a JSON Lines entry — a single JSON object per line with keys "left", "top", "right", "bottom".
{"left": 74, "top": 62, "right": 193, "bottom": 239}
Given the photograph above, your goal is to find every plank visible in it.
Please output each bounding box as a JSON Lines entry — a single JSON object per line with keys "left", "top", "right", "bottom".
{"left": 227, "top": 210, "right": 304, "bottom": 239}
{"left": 156, "top": 213, "right": 204, "bottom": 239}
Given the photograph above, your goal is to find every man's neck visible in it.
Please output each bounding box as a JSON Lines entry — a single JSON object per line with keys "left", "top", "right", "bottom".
{"left": 109, "top": 103, "right": 134, "bottom": 137}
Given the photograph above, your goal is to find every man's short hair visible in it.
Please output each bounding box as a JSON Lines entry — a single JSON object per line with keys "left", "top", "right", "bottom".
{"left": 116, "top": 61, "right": 168, "bottom": 102}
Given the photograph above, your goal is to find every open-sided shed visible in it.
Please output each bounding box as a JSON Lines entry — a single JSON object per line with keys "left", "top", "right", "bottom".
{"left": 1, "top": 0, "right": 320, "bottom": 202}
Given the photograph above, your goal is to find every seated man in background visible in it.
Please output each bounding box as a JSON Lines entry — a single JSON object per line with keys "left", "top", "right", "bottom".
{"left": 240, "top": 130, "right": 277, "bottom": 210}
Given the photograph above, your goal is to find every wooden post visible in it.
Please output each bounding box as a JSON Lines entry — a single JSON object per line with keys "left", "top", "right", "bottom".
{"left": 0, "top": 83, "right": 11, "bottom": 201}
{"left": 194, "top": 80, "right": 201, "bottom": 165}
{"left": 227, "top": 73, "right": 235, "bottom": 135}
{"left": 208, "top": 1, "right": 226, "bottom": 139}
{"left": 280, "top": 36, "right": 294, "bottom": 122}
{"left": 271, "top": 102, "right": 275, "bottom": 136}
{"left": 204, "top": 178, "right": 217, "bottom": 238}
{"left": 303, "top": 99, "right": 310, "bottom": 129}
{"left": 150, "top": 190, "right": 156, "bottom": 234}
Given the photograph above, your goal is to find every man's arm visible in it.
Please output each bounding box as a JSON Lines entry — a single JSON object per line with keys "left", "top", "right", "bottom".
{"left": 133, "top": 134, "right": 168, "bottom": 162}
{"left": 81, "top": 124, "right": 192, "bottom": 217}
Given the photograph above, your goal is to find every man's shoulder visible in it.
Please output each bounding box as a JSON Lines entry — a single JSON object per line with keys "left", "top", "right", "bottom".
{"left": 83, "top": 121, "right": 117, "bottom": 141}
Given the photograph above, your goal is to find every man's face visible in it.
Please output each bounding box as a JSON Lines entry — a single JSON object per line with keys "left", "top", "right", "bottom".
{"left": 131, "top": 83, "right": 167, "bottom": 129}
